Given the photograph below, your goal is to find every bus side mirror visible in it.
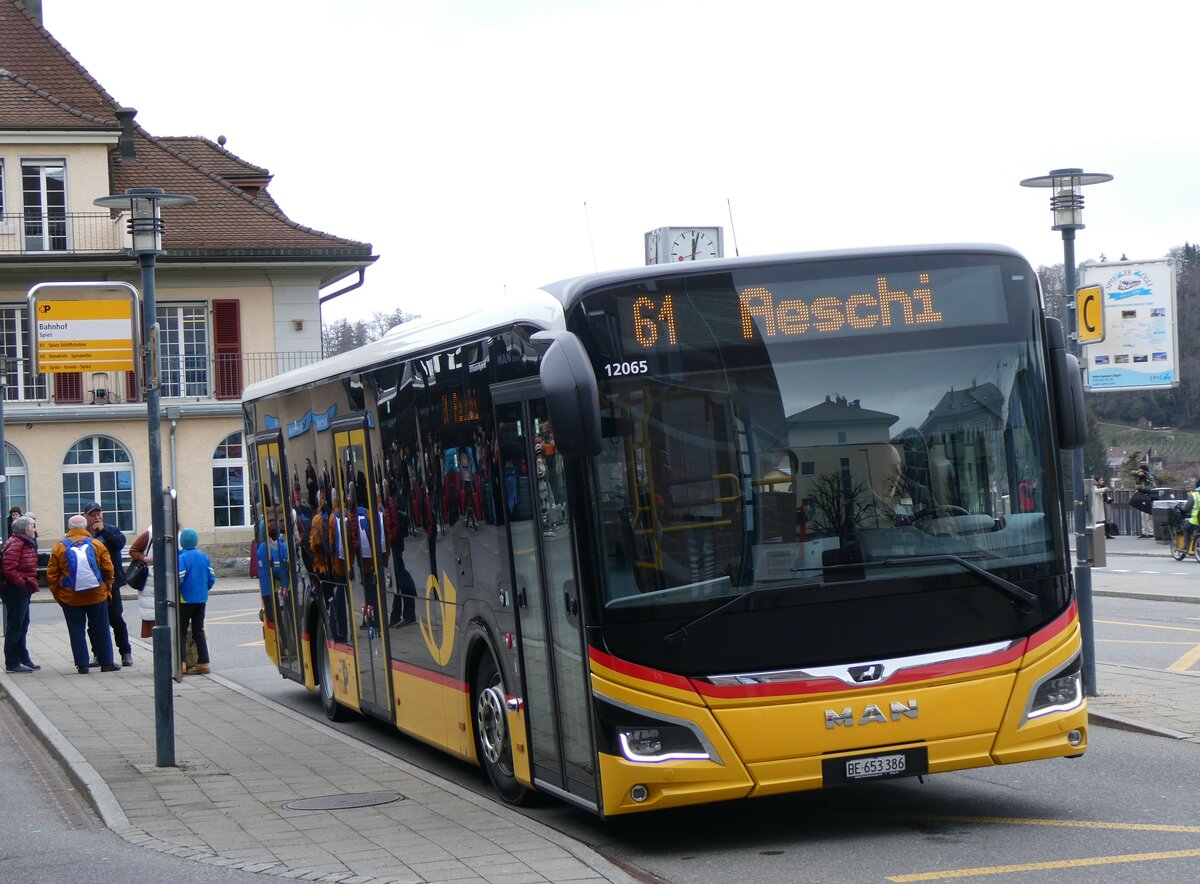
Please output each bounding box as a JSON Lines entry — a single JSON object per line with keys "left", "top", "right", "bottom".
{"left": 535, "top": 331, "right": 602, "bottom": 458}
{"left": 1045, "top": 317, "right": 1087, "bottom": 449}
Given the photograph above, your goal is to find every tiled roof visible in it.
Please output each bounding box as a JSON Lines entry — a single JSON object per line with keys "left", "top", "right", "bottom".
{"left": 1, "top": 0, "right": 374, "bottom": 263}
{"left": 0, "top": 1, "right": 121, "bottom": 124}
{"left": 158, "top": 136, "right": 270, "bottom": 181}
{"left": 0, "top": 70, "right": 118, "bottom": 130}
{"left": 113, "top": 129, "right": 371, "bottom": 255}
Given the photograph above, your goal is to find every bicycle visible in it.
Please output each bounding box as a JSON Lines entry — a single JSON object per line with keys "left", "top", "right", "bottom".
{"left": 1168, "top": 503, "right": 1200, "bottom": 561}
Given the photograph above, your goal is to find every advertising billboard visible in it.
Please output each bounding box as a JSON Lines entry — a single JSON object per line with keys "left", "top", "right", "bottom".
{"left": 1078, "top": 258, "right": 1178, "bottom": 392}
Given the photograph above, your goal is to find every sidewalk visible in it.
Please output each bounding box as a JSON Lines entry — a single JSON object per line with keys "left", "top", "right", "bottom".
{"left": 0, "top": 623, "right": 635, "bottom": 884}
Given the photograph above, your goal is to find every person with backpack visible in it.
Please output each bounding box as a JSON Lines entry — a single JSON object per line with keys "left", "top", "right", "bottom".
{"left": 84, "top": 502, "right": 134, "bottom": 668}
{"left": 2, "top": 514, "right": 42, "bottom": 673}
{"left": 47, "top": 514, "right": 117, "bottom": 674}
{"left": 177, "top": 528, "right": 216, "bottom": 675}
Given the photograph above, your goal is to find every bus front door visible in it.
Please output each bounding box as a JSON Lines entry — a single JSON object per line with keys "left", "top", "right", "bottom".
{"left": 253, "top": 435, "right": 301, "bottom": 679}
{"left": 494, "top": 395, "right": 598, "bottom": 811}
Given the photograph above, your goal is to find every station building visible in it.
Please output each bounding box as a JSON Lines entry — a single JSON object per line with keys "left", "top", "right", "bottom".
{"left": 0, "top": 0, "right": 375, "bottom": 561}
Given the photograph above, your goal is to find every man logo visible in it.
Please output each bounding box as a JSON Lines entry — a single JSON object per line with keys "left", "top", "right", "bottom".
{"left": 825, "top": 700, "right": 918, "bottom": 729}
{"left": 849, "top": 664, "right": 884, "bottom": 683}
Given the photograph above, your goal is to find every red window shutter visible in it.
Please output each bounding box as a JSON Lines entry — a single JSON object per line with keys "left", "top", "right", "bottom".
{"left": 125, "top": 369, "right": 139, "bottom": 402}
{"left": 55, "top": 371, "right": 83, "bottom": 403}
{"left": 213, "top": 299, "right": 243, "bottom": 399}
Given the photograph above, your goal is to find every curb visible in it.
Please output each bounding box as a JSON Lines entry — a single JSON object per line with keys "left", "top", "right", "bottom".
{"left": 0, "top": 668, "right": 130, "bottom": 829}
{"left": 1093, "top": 589, "right": 1200, "bottom": 605}
{"left": 1087, "top": 709, "right": 1194, "bottom": 741}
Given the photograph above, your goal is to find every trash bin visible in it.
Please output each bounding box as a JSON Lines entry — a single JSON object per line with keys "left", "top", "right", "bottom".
{"left": 1088, "top": 523, "right": 1106, "bottom": 567}
{"left": 1152, "top": 500, "right": 1178, "bottom": 541}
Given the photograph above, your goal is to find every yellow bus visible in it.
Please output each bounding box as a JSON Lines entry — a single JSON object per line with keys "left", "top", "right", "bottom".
{"left": 242, "top": 244, "right": 1088, "bottom": 815}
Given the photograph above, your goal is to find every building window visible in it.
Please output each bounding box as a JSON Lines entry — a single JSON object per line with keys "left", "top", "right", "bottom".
{"left": 22, "top": 159, "right": 67, "bottom": 251}
{"left": 61, "top": 435, "right": 134, "bottom": 533}
{"left": 158, "top": 303, "right": 209, "bottom": 398}
{"left": 4, "top": 442, "right": 29, "bottom": 516}
{"left": 213, "top": 431, "right": 247, "bottom": 527}
{"left": 0, "top": 159, "right": 5, "bottom": 215}
{"left": 0, "top": 306, "right": 48, "bottom": 401}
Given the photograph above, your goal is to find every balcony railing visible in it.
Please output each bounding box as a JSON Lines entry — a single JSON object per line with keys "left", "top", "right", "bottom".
{"left": 2, "top": 351, "right": 323, "bottom": 403}
{"left": 0, "top": 212, "right": 123, "bottom": 254}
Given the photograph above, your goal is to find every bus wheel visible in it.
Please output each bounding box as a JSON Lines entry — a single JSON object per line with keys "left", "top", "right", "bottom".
{"left": 316, "top": 618, "right": 350, "bottom": 722}
{"left": 473, "top": 654, "right": 532, "bottom": 805}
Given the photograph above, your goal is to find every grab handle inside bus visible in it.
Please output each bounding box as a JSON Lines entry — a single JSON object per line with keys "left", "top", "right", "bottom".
{"left": 1045, "top": 317, "right": 1087, "bottom": 449}
{"left": 534, "top": 331, "right": 602, "bottom": 458}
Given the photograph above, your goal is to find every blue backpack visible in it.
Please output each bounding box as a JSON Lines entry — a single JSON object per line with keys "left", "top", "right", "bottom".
{"left": 60, "top": 536, "right": 103, "bottom": 592}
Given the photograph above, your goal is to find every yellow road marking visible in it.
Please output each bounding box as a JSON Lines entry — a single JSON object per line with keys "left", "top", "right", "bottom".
{"left": 1168, "top": 643, "right": 1200, "bottom": 673}
{"left": 240, "top": 640, "right": 265, "bottom": 648}
{"left": 887, "top": 848, "right": 1200, "bottom": 881}
{"left": 1096, "top": 618, "right": 1200, "bottom": 634}
{"left": 899, "top": 814, "right": 1200, "bottom": 834}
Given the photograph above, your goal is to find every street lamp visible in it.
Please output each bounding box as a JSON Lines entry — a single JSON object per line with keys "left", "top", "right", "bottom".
{"left": 93, "top": 187, "right": 196, "bottom": 767}
{"left": 1019, "top": 168, "right": 1112, "bottom": 697}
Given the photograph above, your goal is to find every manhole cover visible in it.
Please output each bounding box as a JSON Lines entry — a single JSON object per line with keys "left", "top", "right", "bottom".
{"left": 283, "top": 790, "right": 405, "bottom": 811}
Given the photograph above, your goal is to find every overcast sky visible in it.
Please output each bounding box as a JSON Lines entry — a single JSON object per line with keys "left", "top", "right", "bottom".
{"left": 42, "top": 0, "right": 1200, "bottom": 324}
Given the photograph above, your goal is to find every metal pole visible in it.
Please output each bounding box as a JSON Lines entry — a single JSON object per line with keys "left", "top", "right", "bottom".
{"left": 141, "top": 250, "right": 175, "bottom": 766}
{"left": 0, "top": 356, "right": 8, "bottom": 542}
{"left": 1062, "top": 230, "right": 1097, "bottom": 697}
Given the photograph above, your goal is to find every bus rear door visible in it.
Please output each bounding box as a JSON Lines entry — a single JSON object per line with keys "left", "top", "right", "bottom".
{"left": 493, "top": 390, "right": 598, "bottom": 811}
{"left": 253, "top": 434, "right": 302, "bottom": 680}
{"left": 331, "top": 420, "right": 395, "bottom": 720}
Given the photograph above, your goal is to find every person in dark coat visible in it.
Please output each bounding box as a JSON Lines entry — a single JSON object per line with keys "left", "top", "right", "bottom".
{"left": 84, "top": 502, "right": 133, "bottom": 667}
{"left": 2, "top": 515, "right": 41, "bottom": 672}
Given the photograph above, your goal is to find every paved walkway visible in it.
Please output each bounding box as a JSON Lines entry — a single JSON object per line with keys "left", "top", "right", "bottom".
{"left": 2, "top": 551, "right": 1197, "bottom": 882}
{"left": 0, "top": 615, "right": 634, "bottom": 884}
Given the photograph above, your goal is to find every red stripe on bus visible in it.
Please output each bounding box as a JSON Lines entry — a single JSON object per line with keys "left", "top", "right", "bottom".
{"left": 391, "top": 659, "right": 467, "bottom": 692}
{"left": 1024, "top": 600, "right": 1078, "bottom": 653}
{"left": 588, "top": 647, "right": 694, "bottom": 692}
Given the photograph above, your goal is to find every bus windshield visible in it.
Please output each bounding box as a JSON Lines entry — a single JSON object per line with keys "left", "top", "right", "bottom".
{"left": 570, "top": 251, "right": 1068, "bottom": 624}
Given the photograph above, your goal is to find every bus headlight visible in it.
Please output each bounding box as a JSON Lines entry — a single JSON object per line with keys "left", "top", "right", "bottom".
{"left": 1024, "top": 654, "right": 1083, "bottom": 722}
{"left": 617, "top": 725, "right": 709, "bottom": 763}
{"left": 596, "top": 698, "right": 720, "bottom": 764}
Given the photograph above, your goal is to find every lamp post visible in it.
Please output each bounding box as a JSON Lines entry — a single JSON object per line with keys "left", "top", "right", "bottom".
{"left": 94, "top": 187, "right": 196, "bottom": 766}
{"left": 1019, "top": 168, "right": 1112, "bottom": 697}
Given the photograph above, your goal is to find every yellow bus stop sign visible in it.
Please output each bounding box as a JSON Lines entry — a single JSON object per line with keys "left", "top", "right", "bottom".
{"left": 1076, "top": 284, "right": 1104, "bottom": 343}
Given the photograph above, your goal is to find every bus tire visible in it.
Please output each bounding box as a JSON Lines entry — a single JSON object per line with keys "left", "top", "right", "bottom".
{"left": 315, "top": 617, "right": 351, "bottom": 722}
{"left": 472, "top": 653, "right": 532, "bottom": 805}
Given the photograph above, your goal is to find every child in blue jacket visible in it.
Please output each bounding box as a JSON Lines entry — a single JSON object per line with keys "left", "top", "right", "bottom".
{"left": 177, "top": 528, "right": 217, "bottom": 674}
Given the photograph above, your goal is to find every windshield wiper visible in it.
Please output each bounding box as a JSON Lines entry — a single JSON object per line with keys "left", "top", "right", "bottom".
{"left": 805, "top": 554, "right": 1037, "bottom": 613}
{"left": 662, "top": 554, "right": 1037, "bottom": 653}
{"left": 662, "top": 590, "right": 749, "bottom": 654}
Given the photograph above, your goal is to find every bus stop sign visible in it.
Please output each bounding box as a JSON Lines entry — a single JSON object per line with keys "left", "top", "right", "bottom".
{"left": 1076, "top": 284, "right": 1104, "bottom": 343}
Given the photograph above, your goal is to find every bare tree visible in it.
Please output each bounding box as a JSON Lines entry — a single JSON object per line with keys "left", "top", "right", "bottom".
{"left": 807, "top": 472, "right": 882, "bottom": 536}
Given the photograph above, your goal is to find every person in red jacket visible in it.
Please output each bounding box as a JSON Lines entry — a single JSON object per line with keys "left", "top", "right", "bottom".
{"left": 2, "top": 514, "right": 41, "bottom": 672}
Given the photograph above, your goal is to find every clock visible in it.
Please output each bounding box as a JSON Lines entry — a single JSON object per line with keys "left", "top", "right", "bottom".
{"left": 644, "top": 226, "right": 724, "bottom": 264}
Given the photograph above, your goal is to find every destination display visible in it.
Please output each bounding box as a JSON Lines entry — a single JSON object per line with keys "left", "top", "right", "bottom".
{"left": 617, "top": 265, "right": 1009, "bottom": 354}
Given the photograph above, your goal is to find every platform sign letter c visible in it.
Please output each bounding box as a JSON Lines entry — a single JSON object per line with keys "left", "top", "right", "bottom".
{"left": 1076, "top": 284, "right": 1104, "bottom": 344}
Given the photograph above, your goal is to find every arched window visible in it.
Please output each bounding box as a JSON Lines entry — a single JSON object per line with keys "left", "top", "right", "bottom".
{"left": 4, "top": 442, "right": 29, "bottom": 516}
{"left": 62, "top": 436, "right": 134, "bottom": 532}
{"left": 213, "top": 431, "right": 248, "bottom": 527}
